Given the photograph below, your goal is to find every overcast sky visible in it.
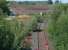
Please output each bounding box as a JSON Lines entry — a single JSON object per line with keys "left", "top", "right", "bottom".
{"left": 7, "top": 0, "right": 68, "bottom": 3}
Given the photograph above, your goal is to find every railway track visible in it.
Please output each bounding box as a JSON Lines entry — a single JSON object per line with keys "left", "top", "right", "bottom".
{"left": 32, "top": 32, "right": 48, "bottom": 50}
{"left": 38, "top": 32, "right": 48, "bottom": 50}
{"left": 32, "top": 20, "right": 49, "bottom": 50}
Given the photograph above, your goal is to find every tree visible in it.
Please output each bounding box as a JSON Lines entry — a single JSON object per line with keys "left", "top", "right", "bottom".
{"left": 55, "top": 0, "right": 60, "bottom": 4}
{"left": 48, "top": 0, "right": 53, "bottom": 4}
{"left": 0, "top": 0, "right": 10, "bottom": 15}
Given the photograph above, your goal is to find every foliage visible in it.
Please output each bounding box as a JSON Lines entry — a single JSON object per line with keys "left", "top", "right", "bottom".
{"left": 0, "top": 0, "right": 10, "bottom": 15}
{"left": 0, "top": 14, "right": 36, "bottom": 50}
{"left": 0, "top": 2, "right": 16, "bottom": 48}
{"left": 0, "top": 15, "right": 15, "bottom": 50}
{"left": 55, "top": 0, "right": 60, "bottom": 4}
{"left": 48, "top": 4, "right": 68, "bottom": 50}
{"left": 48, "top": 0, "right": 53, "bottom": 4}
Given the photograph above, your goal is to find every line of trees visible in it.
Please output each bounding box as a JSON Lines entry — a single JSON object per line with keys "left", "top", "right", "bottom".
{"left": 48, "top": 0, "right": 60, "bottom": 4}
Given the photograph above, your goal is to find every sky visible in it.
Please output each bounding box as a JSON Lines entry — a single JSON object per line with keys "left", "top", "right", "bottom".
{"left": 7, "top": 0, "right": 68, "bottom": 3}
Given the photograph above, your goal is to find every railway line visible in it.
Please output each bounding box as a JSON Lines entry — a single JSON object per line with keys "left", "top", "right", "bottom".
{"left": 32, "top": 20, "right": 49, "bottom": 50}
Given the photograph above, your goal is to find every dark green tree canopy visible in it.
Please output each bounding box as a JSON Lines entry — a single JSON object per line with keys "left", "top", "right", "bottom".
{"left": 55, "top": 0, "right": 60, "bottom": 4}
{"left": 0, "top": 0, "right": 10, "bottom": 15}
{"left": 48, "top": 0, "right": 53, "bottom": 4}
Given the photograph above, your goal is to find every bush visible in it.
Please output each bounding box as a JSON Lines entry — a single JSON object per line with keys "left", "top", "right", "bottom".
{"left": 0, "top": 23, "right": 15, "bottom": 50}
{"left": 48, "top": 4, "right": 68, "bottom": 50}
